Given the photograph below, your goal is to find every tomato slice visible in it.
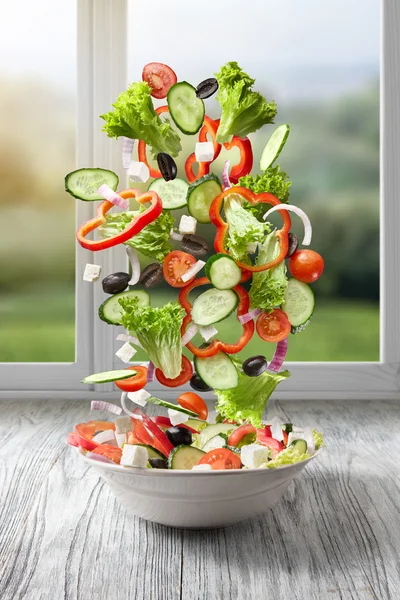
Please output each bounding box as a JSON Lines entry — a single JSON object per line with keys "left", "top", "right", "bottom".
{"left": 155, "top": 355, "right": 193, "bottom": 387}
{"left": 142, "top": 62, "right": 177, "bottom": 99}
{"left": 67, "top": 432, "right": 78, "bottom": 447}
{"left": 74, "top": 420, "right": 115, "bottom": 451}
{"left": 163, "top": 251, "right": 197, "bottom": 288}
{"left": 198, "top": 448, "right": 242, "bottom": 470}
{"left": 114, "top": 365, "right": 148, "bottom": 392}
{"left": 256, "top": 309, "right": 291, "bottom": 343}
{"left": 177, "top": 392, "right": 208, "bottom": 420}
{"left": 92, "top": 444, "right": 122, "bottom": 464}
{"left": 132, "top": 407, "right": 174, "bottom": 457}
{"left": 227, "top": 424, "right": 256, "bottom": 447}
{"left": 289, "top": 249, "right": 324, "bottom": 283}
{"left": 256, "top": 431, "right": 284, "bottom": 458}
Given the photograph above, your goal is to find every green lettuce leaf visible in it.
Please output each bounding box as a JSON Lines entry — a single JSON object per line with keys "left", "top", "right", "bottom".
{"left": 224, "top": 193, "right": 270, "bottom": 263}
{"left": 239, "top": 165, "right": 292, "bottom": 203}
{"left": 100, "top": 81, "right": 181, "bottom": 158}
{"left": 265, "top": 447, "right": 311, "bottom": 469}
{"left": 215, "top": 364, "right": 290, "bottom": 427}
{"left": 249, "top": 230, "right": 288, "bottom": 311}
{"left": 313, "top": 429, "right": 325, "bottom": 450}
{"left": 98, "top": 209, "right": 174, "bottom": 262}
{"left": 214, "top": 62, "right": 277, "bottom": 144}
{"left": 119, "top": 298, "right": 185, "bottom": 379}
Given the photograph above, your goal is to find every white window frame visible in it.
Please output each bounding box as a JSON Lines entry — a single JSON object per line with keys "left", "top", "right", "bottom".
{"left": 1, "top": 0, "right": 399, "bottom": 401}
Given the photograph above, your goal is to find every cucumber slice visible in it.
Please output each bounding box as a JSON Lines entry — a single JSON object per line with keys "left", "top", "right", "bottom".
{"left": 133, "top": 444, "right": 165, "bottom": 460}
{"left": 185, "top": 418, "right": 207, "bottom": 432}
{"left": 191, "top": 289, "right": 238, "bottom": 326}
{"left": 202, "top": 434, "right": 228, "bottom": 453}
{"left": 145, "top": 397, "right": 198, "bottom": 418}
{"left": 148, "top": 178, "right": 188, "bottom": 210}
{"left": 65, "top": 168, "right": 119, "bottom": 201}
{"left": 196, "top": 423, "right": 238, "bottom": 449}
{"left": 259, "top": 124, "right": 290, "bottom": 171}
{"left": 98, "top": 290, "right": 150, "bottom": 325}
{"left": 289, "top": 439, "right": 308, "bottom": 455}
{"left": 205, "top": 254, "right": 242, "bottom": 290}
{"left": 194, "top": 352, "right": 239, "bottom": 390}
{"left": 187, "top": 174, "right": 222, "bottom": 224}
{"left": 282, "top": 278, "right": 314, "bottom": 331}
{"left": 167, "top": 82, "right": 205, "bottom": 135}
{"left": 168, "top": 445, "right": 206, "bottom": 470}
{"left": 81, "top": 369, "right": 136, "bottom": 384}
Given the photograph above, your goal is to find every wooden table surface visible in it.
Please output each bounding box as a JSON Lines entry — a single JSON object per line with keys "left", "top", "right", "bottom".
{"left": 0, "top": 398, "right": 398, "bottom": 600}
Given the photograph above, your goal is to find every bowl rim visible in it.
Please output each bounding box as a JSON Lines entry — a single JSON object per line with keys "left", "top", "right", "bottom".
{"left": 77, "top": 447, "right": 322, "bottom": 477}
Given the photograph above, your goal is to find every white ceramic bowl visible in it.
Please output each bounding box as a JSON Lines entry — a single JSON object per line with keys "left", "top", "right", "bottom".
{"left": 78, "top": 448, "right": 321, "bottom": 528}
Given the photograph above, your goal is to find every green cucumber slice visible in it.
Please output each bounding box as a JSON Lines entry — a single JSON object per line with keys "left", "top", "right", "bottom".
{"left": 65, "top": 168, "right": 119, "bottom": 201}
{"left": 194, "top": 352, "right": 239, "bottom": 390}
{"left": 191, "top": 288, "right": 238, "bottom": 326}
{"left": 196, "top": 423, "right": 238, "bottom": 449}
{"left": 168, "top": 445, "right": 206, "bottom": 470}
{"left": 167, "top": 82, "right": 205, "bottom": 135}
{"left": 98, "top": 290, "right": 150, "bottom": 325}
{"left": 148, "top": 178, "right": 188, "bottom": 210}
{"left": 185, "top": 418, "right": 207, "bottom": 432}
{"left": 282, "top": 278, "right": 314, "bottom": 331}
{"left": 289, "top": 439, "right": 308, "bottom": 455}
{"left": 202, "top": 434, "right": 228, "bottom": 453}
{"left": 145, "top": 397, "right": 198, "bottom": 418}
{"left": 81, "top": 369, "right": 136, "bottom": 384}
{"left": 205, "top": 254, "right": 242, "bottom": 290}
{"left": 259, "top": 124, "right": 290, "bottom": 171}
{"left": 187, "top": 174, "right": 222, "bottom": 224}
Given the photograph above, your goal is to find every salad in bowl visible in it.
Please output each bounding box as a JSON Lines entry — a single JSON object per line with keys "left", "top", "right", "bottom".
{"left": 66, "top": 60, "right": 325, "bottom": 477}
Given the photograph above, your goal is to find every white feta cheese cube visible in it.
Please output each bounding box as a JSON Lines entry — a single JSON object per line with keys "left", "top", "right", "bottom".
{"left": 192, "top": 464, "right": 213, "bottom": 471}
{"left": 120, "top": 444, "right": 149, "bottom": 468}
{"left": 179, "top": 215, "right": 197, "bottom": 236}
{"left": 114, "top": 415, "right": 132, "bottom": 434}
{"left": 127, "top": 389, "right": 151, "bottom": 407}
{"left": 115, "top": 432, "right": 127, "bottom": 447}
{"left": 206, "top": 410, "right": 218, "bottom": 425}
{"left": 199, "top": 325, "right": 218, "bottom": 342}
{"left": 302, "top": 427, "right": 315, "bottom": 455}
{"left": 83, "top": 263, "right": 102, "bottom": 282}
{"left": 127, "top": 160, "right": 150, "bottom": 183}
{"left": 240, "top": 444, "right": 270, "bottom": 469}
{"left": 168, "top": 409, "right": 189, "bottom": 427}
{"left": 269, "top": 417, "right": 285, "bottom": 442}
{"left": 287, "top": 431, "right": 305, "bottom": 446}
{"left": 195, "top": 141, "right": 214, "bottom": 163}
{"left": 115, "top": 342, "right": 137, "bottom": 363}
{"left": 246, "top": 243, "right": 258, "bottom": 254}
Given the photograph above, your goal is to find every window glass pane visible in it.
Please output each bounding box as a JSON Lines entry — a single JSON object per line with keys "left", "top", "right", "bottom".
{"left": 128, "top": 0, "right": 379, "bottom": 361}
{"left": 0, "top": 0, "right": 76, "bottom": 361}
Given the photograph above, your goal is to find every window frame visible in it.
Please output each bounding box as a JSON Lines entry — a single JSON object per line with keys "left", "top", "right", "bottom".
{"left": 2, "top": 0, "right": 399, "bottom": 401}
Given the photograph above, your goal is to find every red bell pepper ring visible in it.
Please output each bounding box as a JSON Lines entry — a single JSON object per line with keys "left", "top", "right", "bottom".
{"left": 209, "top": 186, "right": 291, "bottom": 272}
{"left": 224, "top": 136, "right": 253, "bottom": 183}
{"left": 132, "top": 407, "right": 174, "bottom": 457}
{"left": 76, "top": 188, "right": 162, "bottom": 251}
{"left": 178, "top": 276, "right": 254, "bottom": 358}
{"left": 137, "top": 105, "right": 169, "bottom": 179}
{"left": 185, "top": 116, "right": 222, "bottom": 183}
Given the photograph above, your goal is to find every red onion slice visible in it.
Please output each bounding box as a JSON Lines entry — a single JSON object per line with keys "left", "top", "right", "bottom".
{"left": 126, "top": 247, "right": 141, "bottom": 285}
{"left": 147, "top": 361, "right": 155, "bottom": 383}
{"left": 86, "top": 452, "right": 115, "bottom": 465}
{"left": 222, "top": 160, "right": 232, "bottom": 189}
{"left": 92, "top": 429, "right": 116, "bottom": 444}
{"left": 263, "top": 204, "right": 312, "bottom": 246}
{"left": 116, "top": 333, "right": 142, "bottom": 348}
{"left": 97, "top": 184, "right": 129, "bottom": 211}
{"left": 122, "top": 137, "right": 135, "bottom": 169}
{"left": 91, "top": 400, "right": 122, "bottom": 415}
{"left": 268, "top": 337, "right": 289, "bottom": 373}
{"left": 238, "top": 308, "right": 262, "bottom": 324}
{"left": 181, "top": 324, "right": 199, "bottom": 346}
{"left": 181, "top": 260, "right": 206, "bottom": 283}
{"left": 170, "top": 228, "right": 183, "bottom": 241}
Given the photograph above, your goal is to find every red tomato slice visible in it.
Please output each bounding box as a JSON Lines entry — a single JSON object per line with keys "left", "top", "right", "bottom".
{"left": 74, "top": 420, "right": 115, "bottom": 451}
{"left": 142, "top": 62, "right": 177, "bottom": 99}
{"left": 155, "top": 355, "right": 193, "bottom": 387}
{"left": 92, "top": 444, "right": 122, "bottom": 464}
{"left": 256, "top": 309, "right": 291, "bottom": 343}
{"left": 289, "top": 249, "right": 324, "bottom": 283}
{"left": 67, "top": 432, "right": 78, "bottom": 447}
{"left": 198, "top": 448, "right": 242, "bottom": 470}
{"left": 177, "top": 392, "right": 208, "bottom": 421}
{"left": 114, "top": 365, "right": 148, "bottom": 392}
{"left": 227, "top": 424, "right": 256, "bottom": 447}
{"left": 256, "top": 431, "right": 284, "bottom": 458}
{"left": 163, "top": 251, "right": 197, "bottom": 288}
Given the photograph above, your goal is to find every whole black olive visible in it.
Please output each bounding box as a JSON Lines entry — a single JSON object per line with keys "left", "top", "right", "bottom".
{"left": 286, "top": 233, "right": 299, "bottom": 258}
{"left": 196, "top": 78, "right": 219, "bottom": 99}
{"left": 139, "top": 263, "right": 163, "bottom": 288}
{"left": 165, "top": 426, "right": 193, "bottom": 447}
{"left": 190, "top": 373, "right": 212, "bottom": 392}
{"left": 149, "top": 457, "right": 168, "bottom": 469}
{"left": 242, "top": 355, "right": 268, "bottom": 377}
{"left": 156, "top": 152, "right": 177, "bottom": 181}
{"left": 102, "top": 272, "right": 130, "bottom": 294}
{"left": 181, "top": 234, "right": 210, "bottom": 257}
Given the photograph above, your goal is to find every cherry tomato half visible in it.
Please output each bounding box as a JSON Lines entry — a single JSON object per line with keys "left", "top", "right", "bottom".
{"left": 289, "top": 249, "right": 324, "bottom": 283}
{"left": 256, "top": 431, "right": 284, "bottom": 458}
{"left": 114, "top": 365, "right": 148, "bottom": 392}
{"left": 227, "top": 424, "right": 256, "bottom": 447}
{"left": 198, "top": 448, "right": 242, "bottom": 470}
{"left": 177, "top": 392, "right": 208, "bottom": 421}
{"left": 74, "top": 421, "right": 115, "bottom": 451}
{"left": 256, "top": 309, "right": 291, "bottom": 343}
{"left": 155, "top": 355, "right": 193, "bottom": 388}
{"left": 92, "top": 444, "right": 122, "bottom": 464}
{"left": 142, "top": 62, "right": 177, "bottom": 99}
{"left": 163, "top": 251, "right": 197, "bottom": 288}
